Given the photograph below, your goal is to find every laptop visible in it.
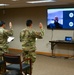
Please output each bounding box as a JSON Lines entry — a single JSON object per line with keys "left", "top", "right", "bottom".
{"left": 65, "top": 36, "right": 72, "bottom": 41}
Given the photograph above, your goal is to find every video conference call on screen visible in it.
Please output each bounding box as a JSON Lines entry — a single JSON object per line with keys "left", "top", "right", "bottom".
{"left": 47, "top": 8, "right": 74, "bottom": 30}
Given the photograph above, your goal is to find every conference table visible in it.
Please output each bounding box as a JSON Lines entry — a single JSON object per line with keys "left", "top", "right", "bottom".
{"left": 49, "top": 40, "right": 74, "bottom": 57}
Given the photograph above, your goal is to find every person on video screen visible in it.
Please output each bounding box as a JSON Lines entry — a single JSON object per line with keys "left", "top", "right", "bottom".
{"left": 47, "top": 17, "right": 63, "bottom": 29}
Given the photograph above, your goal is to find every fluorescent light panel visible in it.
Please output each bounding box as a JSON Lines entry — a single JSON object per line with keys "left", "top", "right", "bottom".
{"left": 12, "top": 0, "right": 19, "bottom": 1}
{"left": 27, "top": 0, "right": 55, "bottom": 3}
{"left": 0, "top": 4, "right": 9, "bottom": 6}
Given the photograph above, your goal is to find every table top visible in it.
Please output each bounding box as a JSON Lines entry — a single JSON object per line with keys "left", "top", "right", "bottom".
{"left": 49, "top": 40, "right": 74, "bottom": 44}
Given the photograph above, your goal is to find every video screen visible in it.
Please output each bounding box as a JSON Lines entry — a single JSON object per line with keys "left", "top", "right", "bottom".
{"left": 47, "top": 8, "right": 74, "bottom": 30}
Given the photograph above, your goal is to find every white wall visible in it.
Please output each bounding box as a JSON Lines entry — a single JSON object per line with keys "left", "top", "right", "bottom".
{"left": 0, "top": 6, "right": 74, "bottom": 55}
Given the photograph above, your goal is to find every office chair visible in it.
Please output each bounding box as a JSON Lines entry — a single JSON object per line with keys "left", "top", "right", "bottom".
{"left": 0, "top": 54, "right": 4, "bottom": 74}
{"left": 3, "top": 53, "right": 32, "bottom": 75}
{"left": 0, "top": 55, "right": 4, "bottom": 65}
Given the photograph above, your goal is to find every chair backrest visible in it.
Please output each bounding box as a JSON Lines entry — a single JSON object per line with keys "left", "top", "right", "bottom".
{"left": 3, "top": 53, "right": 22, "bottom": 73}
{"left": 3, "top": 53, "right": 32, "bottom": 75}
{"left": 3, "top": 53, "right": 21, "bottom": 64}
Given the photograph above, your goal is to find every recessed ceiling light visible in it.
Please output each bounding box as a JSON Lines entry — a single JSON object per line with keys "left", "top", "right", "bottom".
{"left": 12, "top": 0, "right": 19, "bottom": 1}
{"left": 0, "top": 4, "right": 9, "bottom": 6}
{"left": 26, "top": 0, "right": 55, "bottom": 3}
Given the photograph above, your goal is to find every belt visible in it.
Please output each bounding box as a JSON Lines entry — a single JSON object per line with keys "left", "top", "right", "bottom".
{"left": 24, "top": 50, "right": 35, "bottom": 52}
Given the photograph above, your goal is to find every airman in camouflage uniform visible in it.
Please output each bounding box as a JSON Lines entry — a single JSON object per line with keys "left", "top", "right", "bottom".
{"left": 0, "top": 21, "right": 13, "bottom": 74}
{"left": 20, "top": 20, "right": 44, "bottom": 74}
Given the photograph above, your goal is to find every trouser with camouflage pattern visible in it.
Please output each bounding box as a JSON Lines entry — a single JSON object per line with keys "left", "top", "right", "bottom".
{"left": 22, "top": 50, "right": 36, "bottom": 74}
{"left": 0, "top": 48, "right": 9, "bottom": 74}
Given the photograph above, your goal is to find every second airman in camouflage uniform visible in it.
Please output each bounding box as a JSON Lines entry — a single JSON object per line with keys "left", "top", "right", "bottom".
{"left": 0, "top": 21, "right": 13, "bottom": 74}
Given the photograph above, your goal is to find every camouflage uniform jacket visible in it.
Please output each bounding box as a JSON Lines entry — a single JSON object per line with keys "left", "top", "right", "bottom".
{"left": 20, "top": 27, "right": 44, "bottom": 51}
{"left": 0, "top": 27, "right": 13, "bottom": 53}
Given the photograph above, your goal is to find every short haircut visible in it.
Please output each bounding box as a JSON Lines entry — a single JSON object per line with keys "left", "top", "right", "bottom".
{"left": 0, "top": 21, "right": 5, "bottom": 27}
{"left": 26, "top": 20, "right": 32, "bottom": 27}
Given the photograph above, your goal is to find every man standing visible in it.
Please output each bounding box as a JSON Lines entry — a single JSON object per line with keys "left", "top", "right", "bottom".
{"left": 0, "top": 21, "right": 13, "bottom": 73}
{"left": 20, "top": 19, "right": 44, "bottom": 75}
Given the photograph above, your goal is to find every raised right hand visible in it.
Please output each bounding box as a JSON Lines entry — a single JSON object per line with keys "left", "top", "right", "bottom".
{"left": 9, "top": 22, "right": 12, "bottom": 28}
{"left": 39, "top": 22, "right": 43, "bottom": 29}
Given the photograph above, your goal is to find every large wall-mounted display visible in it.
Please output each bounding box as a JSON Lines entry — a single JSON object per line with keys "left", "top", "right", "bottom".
{"left": 47, "top": 8, "right": 74, "bottom": 30}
